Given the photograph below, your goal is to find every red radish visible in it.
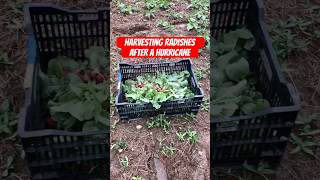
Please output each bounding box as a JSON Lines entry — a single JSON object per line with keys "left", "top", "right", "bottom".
{"left": 95, "top": 73, "right": 105, "bottom": 84}
{"left": 47, "top": 117, "right": 56, "bottom": 128}
{"left": 135, "top": 83, "right": 145, "bottom": 88}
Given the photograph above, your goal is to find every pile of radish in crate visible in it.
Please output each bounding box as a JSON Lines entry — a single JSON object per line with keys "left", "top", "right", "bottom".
{"left": 212, "top": 28, "right": 270, "bottom": 119}
{"left": 39, "top": 46, "right": 108, "bottom": 131}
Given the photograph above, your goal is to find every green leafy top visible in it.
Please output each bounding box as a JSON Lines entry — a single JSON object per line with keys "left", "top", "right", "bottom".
{"left": 123, "top": 71, "right": 194, "bottom": 109}
{"left": 212, "top": 28, "right": 270, "bottom": 119}
{"left": 40, "top": 46, "right": 108, "bottom": 131}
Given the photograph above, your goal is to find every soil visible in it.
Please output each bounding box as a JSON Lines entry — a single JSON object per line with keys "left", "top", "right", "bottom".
{"left": 264, "top": 0, "right": 320, "bottom": 180}
{"left": 110, "top": 0, "right": 210, "bottom": 179}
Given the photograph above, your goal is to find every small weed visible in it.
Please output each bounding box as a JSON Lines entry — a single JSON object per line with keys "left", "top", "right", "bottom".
{"left": 111, "top": 138, "right": 128, "bottom": 153}
{"left": 144, "top": 9, "right": 157, "bottom": 18}
{"left": 242, "top": 161, "right": 276, "bottom": 179}
{"left": 144, "top": 0, "right": 171, "bottom": 18}
{"left": 132, "top": 176, "right": 142, "bottom": 180}
{"left": 0, "top": 99, "right": 17, "bottom": 137}
{"left": 147, "top": 114, "right": 171, "bottom": 132}
{"left": 111, "top": 119, "right": 119, "bottom": 130}
{"left": 161, "top": 144, "right": 176, "bottom": 157}
{"left": 176, "top": 129, "right": 187, "bottom": 141}
{"left": 145, "top": 0, "right": 171, "bottom": 10}
{"left": 182, "top": 113, "right": 196, "bottom": 121}
{"left": 176, "top": 128, "right": 199, "bottom": 144}
{"left": 120, "top": 156, "right": 129, "bottom": 169}
{"left": 0, "top": 50, "right": 13, "bottom": 65}
{"left": 186, "top": 129, "right": 199, "bottom": 144}
{"left": 304, "top": 2, "right": 320, "bottom": 13}
{"left": 8, "top": 0, "right": 25, "bottom": 16}
{"left": 213, "top": 161, "right": 275, "bottom": 179}
{"left": 157, "top": 138, "right": 176, "bottom": 157}
{"left": 195, "top": 65, "right": 210, "bottom": 83}
{"left": 201, "top": 99, "right": 209, "bottom": 112}
{"left": 1, "top": 155, "right": 15, "bottom": 178}
{"left": 268, "top": 16, "right": 313, "bottom": 63}
{"left": 118, "top": 2, "right": 139, "bottom": 15}
{"left": 156, "top": 20, "right": 174, "bottom": 31}
{"left": 166, "top": 12, "right": 183, "bottom": 19}
{"left": 296, "top": 113, "right": 320, "bottom": 126}
{"left": 290, "top": 133, "right": 319, "bottom": 157}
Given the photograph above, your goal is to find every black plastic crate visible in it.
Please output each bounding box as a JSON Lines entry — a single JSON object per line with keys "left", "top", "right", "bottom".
{"left": 115, "top": 59, "right": 204, "bottom": 121}
{"left": 18, "top": 4, "right": 109, "bottom": 179}
{"left": 210, "top": 0, "right": 300, "bottom": 167}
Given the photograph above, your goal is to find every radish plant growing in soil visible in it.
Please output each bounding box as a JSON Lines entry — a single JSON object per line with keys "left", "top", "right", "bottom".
{"left": 212, "top": 28, "right": 270, "bottom": 122}
{"left": 0, "top": 99, "right": 17, "bottom": 136}
{"left": 39, "top": 46, "right": 108, "bottom": 131}
{"left": 123, "top": 71, "right": 195, "bottom": 109}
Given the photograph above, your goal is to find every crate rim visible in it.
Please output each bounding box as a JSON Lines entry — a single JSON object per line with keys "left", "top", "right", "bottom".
{"left": 24, "top": 3, "right": 109, "bottom": 35}
{"left": 115, "top": 59, "right": 205, "bottom": 107}
{"left": 24, "top": 3, "right": 109, "bottom": 14}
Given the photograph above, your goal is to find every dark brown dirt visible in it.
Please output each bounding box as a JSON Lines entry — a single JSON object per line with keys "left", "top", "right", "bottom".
{"left": 264, "top": 0, "right": 320, "bottom": 180}
{"left": 110, "top": 0, "right": 210, "bottom": 179}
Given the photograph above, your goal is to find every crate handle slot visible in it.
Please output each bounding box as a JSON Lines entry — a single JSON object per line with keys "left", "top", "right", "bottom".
{"left": 77, "top": 13, "right": 99, "bottom": 21}
{"left": 177, "top": 100, "right": 186, "bottom": 104}
{"left": 134, "top": 65, "right": 141, "bottom": 69}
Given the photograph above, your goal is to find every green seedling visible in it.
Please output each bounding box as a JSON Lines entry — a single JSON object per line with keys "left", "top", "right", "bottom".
{"left": 242, "top": 161, "right": 276, "bottom": 179}
{"left": 0, "top": 99, "right": 17, "bottom": 136}
{"left": 144, "top": 9, "right": 157, "bottom": 18}
{"left": 183, "top": 113, "right": 196, "bottom": 121}
{"left": 118, "top": 2, "right": 139, "bottom": 15}
{"left": 147, "top": 114, "right": 171, "bottom": 132}
{"left": 268, "top": 16, "right": 311, "bottom": 63}
{"left": 111, "top": 138, "right": 128, "bottom": 153}
{"left": 290, "top": 133, "right": 319, "bottom": 157}
{"left": 176, "top": 128, "right": 199, "bottom": 144}
{"left": 156, "top": 20, "right": 174, "bottom": 31}
{"left": 201, "top": 99, "right": 209, "bottom": 112}
{"left": 120, "top": 156, "right": 129, "bottom": 169}
{"left": 295, "top": 113, "right": 320, "bottom": 137}
{"left": 132, "top": 176, "right": 142, "bottom": 180}
{"left": 167, "top": 12, "right": 183, "bottom": 19}
{"left": 156, "top": 137, "right": 175, "bottom": 157}
{"left": 161, "top": 144, "right": 176, "bottom": 157}
{"left": 176, "top": 130, "right": 187, "bottom": 141}
{"left": 186, "top": 129, "right": 199, "bottom": 144}
{"left": 0, "top": 50, "right": 13, "bottom": 65}
{"left": 145, "top": 0, "right": 171, "bottom": 10}
{"left": 2, "top": 155, "right": 15, "bottom": 178}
